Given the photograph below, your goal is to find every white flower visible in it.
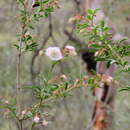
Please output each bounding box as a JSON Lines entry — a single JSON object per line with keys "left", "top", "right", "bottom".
{"left": 33, "top": 116, "right": 40, "bottom": 123}
{"left": 64, "top": 45, "right": 77, "bottom": 56}
{"left": 45, "top": 47, "right": 63, "bottom": 61}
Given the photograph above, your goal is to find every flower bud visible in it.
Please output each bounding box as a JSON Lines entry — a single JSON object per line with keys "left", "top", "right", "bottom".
{"left": 63, "top": 45, "right": 77, "bottom": 56}
{"left": 33, "top": 116, "right": 40, "bottom": 123}
{"left": 60, "top": 75, "right": 67, "bottom": 80}
{"left": 39, "top": 50, "right": 44, "bottom": 56}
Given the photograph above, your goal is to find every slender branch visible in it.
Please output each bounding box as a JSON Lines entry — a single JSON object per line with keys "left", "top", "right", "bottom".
{"left": 16, "top": 26, "right": 23, "bottom": 130}
{"left": 16, "top": 2, "right": 28, "bottom": 129}
{"left": 17, "top": 51, "right": 22, "bottom": 114}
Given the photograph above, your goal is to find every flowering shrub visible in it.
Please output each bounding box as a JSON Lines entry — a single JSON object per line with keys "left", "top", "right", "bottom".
{"left": 1, "top": 1, "right": 130, "bottom": 129}
{"left": 0, "top": 0, "right": 82, "bottom": 129}
{"left": 75, "top": 9, "right": 130, "bottom": 90}
{"left": 0, "top": 0, "right": 82, "bottom": 127}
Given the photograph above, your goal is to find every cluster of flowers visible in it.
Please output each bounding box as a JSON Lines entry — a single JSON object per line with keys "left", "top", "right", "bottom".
{"left": 39, "top": 45, "right": 77, "bottom": 61}
{"left": 33, "top": 115, "right": 50, "bottom": 126}
{"left": 21, "top": 110, "right": 50, "bottom": 126}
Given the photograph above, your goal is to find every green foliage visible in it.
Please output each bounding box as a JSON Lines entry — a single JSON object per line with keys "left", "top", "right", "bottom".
{"left": 0, "top": 1, "right": 86, "bottom": 129}
{"left": 14, "top": 0, "right": 56, "bottom": 52}
{"left": 119, "top": 86, "right": 130, "bottom": 92}
{"left": 76, "top": 9, "right": 130, "bottom": 91}
{"left": 1, "top": 1, "right": 130, "bottom": 129}
{"left": 76, "top": 9, "right": 130, "bottom": 70}
{"left": 0, "top": 0, "right": 72, "bottom": 129}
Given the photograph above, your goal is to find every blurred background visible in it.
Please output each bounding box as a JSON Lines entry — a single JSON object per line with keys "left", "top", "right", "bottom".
{"left": 0, "top": 0, "right": 130, "bottom": 130}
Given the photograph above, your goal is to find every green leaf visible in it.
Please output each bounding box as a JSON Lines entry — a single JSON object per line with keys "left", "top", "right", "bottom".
{"left": 119, "top": 38, "right": 128, "bottom": 43}
{"left": 119, "top": 87, "right": 130, "bottom": 92}
{"left": 101, "top": 21, "right": 105, "bottom": 28}
{"left": 65, "top": 82, "right": 69, "bottom": 90}
{"left": 28, "top": 25, "right": 34, "bottom": 30}
{"left": 90, "top": 44, "right": 102, "bottom": 49}
{"left": 87, "top": 9, "right": 95, "bottom": 15}
{"left": 87, "top": 15, "right": 93, "bottom": 20}
{"left": 30, "top": 42, "right": 38, "bottom": 47}
{"left": 13, "top": 44, "right": 20, "bottom": 49}
{"left": 17, "top": 0, "right": 24, "bottom": 6}
{"left": 103, "top": 27, "right": 109, "bottom": 32}
{"left": 42, "top": 0, "right": 50, "bottom": 4}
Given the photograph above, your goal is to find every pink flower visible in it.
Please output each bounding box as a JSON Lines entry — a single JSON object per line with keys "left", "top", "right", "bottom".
{"left": 45, "top": 47, "right": 63, "bottom": 61}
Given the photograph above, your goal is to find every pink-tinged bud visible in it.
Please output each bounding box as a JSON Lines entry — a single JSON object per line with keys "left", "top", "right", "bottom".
{"left": 68, "top": 15, "right": 84, "bottom": 22}
{"left": 74, "top": 15, "right": 85, "bottom": 20}
{"left": 106, "top": 76, "right": 113, "bottom": 83}
{"left": 102, "top": 74, "right": 113, "bottom": 83}
{"left": 63, "top": 45, "right": 77, "bottom": 56}
{"left": 33, "top": 116, "right": 40, "bottom": 123}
